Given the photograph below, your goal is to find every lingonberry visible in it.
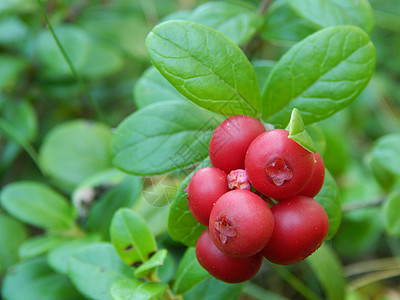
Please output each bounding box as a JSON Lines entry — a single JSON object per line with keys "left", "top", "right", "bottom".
{"left": 209, "top": 190, "right": 274, "bottom": 257}
{"left": 299, "top": 152, "right": 325, "bottom": 198}
{"left": 261, "top": 195, "right": 329, "bottom": 265}
{"left": 245, "top": 129, "right": 315, "bottom": 199}
{"left": 196, "top": 230, "right": 263, "bottom": 283}
{"left": 209, "top": 115, "right": 265, "bottom": 174}
{"left": 186, "top": 167, "right": 229, "bottom": 226}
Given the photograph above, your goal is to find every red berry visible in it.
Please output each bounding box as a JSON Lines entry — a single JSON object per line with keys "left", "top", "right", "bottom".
{"left": 299, "top": 152, "right": 325, "bottom": 198}
{"left": 186, "top": 167, "right": 229, "bottom": 226}
{"left": 196, "top": 230, "right": 263, "bottom": 283}
{"left": 245, "top": 129, "right": 315, "bottom": 199}
{"left": 209, "top": 190, "right": 274, "bottom": 257}
{"left": 209, "top": 115, "right": 265, "bottom": 174}
{"left": 261, "top": 195, "right": 329, "bottom": 265}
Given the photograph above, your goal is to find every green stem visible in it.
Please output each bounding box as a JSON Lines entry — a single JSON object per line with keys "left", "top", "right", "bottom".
{"left": 274, "top": 266, "right": 323, "bottom": 300}
{"left": 36, "top": 0, "right": 108, "bottom": 124}
{"left": 0, "top": 118, "right": 42, "bottom": 173}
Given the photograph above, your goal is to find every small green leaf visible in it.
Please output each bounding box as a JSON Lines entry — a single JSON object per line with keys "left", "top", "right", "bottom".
{"left": 288, "top": 0, "right": 375, "bottom": 34}
{"left": 68, "top": 242, "right": 136, "bottom": 300}
{"left": 0, "top": 214, "right": 28, "bottom": 274}
{"left": 135, "top": 249, "right": 167, "bottom": 278}
{"left": 307, "top": 244, "right": 346, "bottom": 300}
{"left": 110, "top": 278, "right": 168, "bottom": 300}
{"left": 112, "top": 101, "right": 224, "bottom": 176}
{"left": 146, "top": 20, "right": 261, "bottom": 117}
{"left": 262, "top": 26, "right": 376, "bottom": 127}
{"left": 2, "top": 256, "right": 81, "bottom": 300}
{"left": 190, "top": 1, "right": 263, "bottom": 45}
{"left": 0, "top": 55, "right": 27, "bottom": 92}
{"left": 371, "top": 133, "right": 400, "bottom": 177}
{"left": 0, "top": 17, "right": 28, "bottom": 45}
{"left": 47, "top": 236, "right": 100, "bottom": 274}
{"left": 133, "top": 66, "right": 187, "bottom": 109}
{"left": 110, "top": 209, "right": 156, "bottom": 267}
{"left": 314, "top": 170, "right": 341, "bottom": 240}
{"left": 0, "top": 181, "right": 76, "bottom": 230}
{"left": 168, "top": 159, "right": 210, "bottom": 247}
{"left": 383, "top": 189, "right": 400, "bottom": 236}
{"left": 173, "top": 247, "right": 209, "bottom": 295}
{"left": 183, "top": 276, "right": 244, "bottom": 300}
{"left": 39, "top": 120, "right": 113, "bottom": 190}
{"left": 19, "top": 235, "right": 66, "bottom": 260}
{"left": 286, "top": 108, "right": 316, "bottom": 153}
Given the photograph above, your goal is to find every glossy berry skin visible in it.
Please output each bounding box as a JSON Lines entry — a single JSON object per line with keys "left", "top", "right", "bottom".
{"left": 299, "top": 152, "right": 325, "bottom": 198}
{"left": 209, "top": 190, "right": 274, "bottom": 257}
{"left": 196, "top": 230, "right": 263, "bottom": 283}
{"left": 245, "top": 129, "right": 315, "bottom": 200}
{"left": 186, "top": 167, "right": 229, "bottom": 226}
{"left": 261, "top": 195, "right": 329, "bottom": 265}
{"left": 209, "top": 115, "right": 265, "bottom": 174}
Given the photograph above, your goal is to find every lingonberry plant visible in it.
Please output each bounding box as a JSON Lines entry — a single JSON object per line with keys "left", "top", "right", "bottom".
{"left": 3, "top": 0, "right": 400, "bottom": 299}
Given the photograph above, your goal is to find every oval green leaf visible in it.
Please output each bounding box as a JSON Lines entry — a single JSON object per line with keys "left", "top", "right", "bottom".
{"left": 262, "top": 26, "right": 376, "bottom": 127}
{"left": 383, "top": 190, "right": 400, "bottom": 236}
{"left": 168, "top": 159, "right": 210, "bottom": 247}
{"left": 314, "top": 170, "right": 341, "bottom": 240}
{"left": 39, "top": 120, "right": 113, "bottom": 190}
{"left": 173, "top": 247, "right": 209, "bottom": 295}
{"left": 110, "top": 208, "right": 156, "bottom": 267}
{"left": 288, "top": 0, "right": 375, "bottom": 34}
{"left": 134, "top": 249, "right": 167, "bottom": 278}
{"left": 183, "top": 276, "right": 244, "bottom": 300}
{"left": 307, "top": 244, "right": 346, "bottom": 300}
{"left": 110, "top": 278, "right": 168, "bottom": 300}
{"left": 19, "top": 235, "right": 66, "bottom": 260}
{"left": 112, "top": 101, "right": 224, "bottom": 176}
{"left": 68, "top": 242, "right": 136, "bottom": 300}
{"left": 371, "top": 133, "right": 400, "bottom": 177}
{"left": 286, "top": 108, "right": 316, "bottom": 153}
{"left": 190, "top": 1, "right": 263, "bottom": 45}
{"left": 146, "top": 20, "right": 261, "bottom": 117}
{"left": 2, "top": 256, "right": 81, "bottom": 300}
{"left": 0, "top": 181, "right": 76, "bottom": 230}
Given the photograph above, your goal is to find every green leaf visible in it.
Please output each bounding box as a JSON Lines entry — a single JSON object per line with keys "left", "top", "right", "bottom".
{"left": 183, "top": 276, "right": 244, "bottom": 300}
{"left": 2, "top": 256, "right": 82, "bottom": 300}
{"left": 133, "top": 66, "right": 187, "bottom": 109}
{"left": 146, "top": 20, "right": 261, "bottom": 117}
{"left": 110, "top": 278, "right": 168, "bottom": 300}
{"left": 168, "top": 159, "right": 210, "bottom": 247}
{"left": 288, "top": 0, "right": 375, "bottom": 34}
{"left": 0, "top": 55, "right": 27, "bottom": 92}
{"left": 262, "top": 0, "right": 317, "bottom": 43}
{"left": 262, "top": 26, "right": 376, "bottom": 127}
{"left": 383, "top": 190, "right": 400, "bottom": 236}
{"left": 173, "top": 247, "right": 209, "bottom": 295}
{"left": 39, "top": 120, "right": 113, "bottom": 190}
{"left": 86, "top": 174, "right": 143, "bottom": 239}
{"left": 0, "top": 17, "right": 28, "bottom": 45}
{"left": 0, "top": 181, "right": 76, "bottom": 230}
{"left": 112, "top": 101, "right": 223, "bottom": 176}
{"left": 47, "top": 236, "right": 100, "bottom": 274}
{"left": 135, "top": 249, "right": 167, "bottom": 278}
{"left": 307, "top": 244, "right": 346, "bottom": 300}
{"left": 314, "top": 170, "right": 342, "bottom": 240}
{"left": 19, "top": 235, "right": 66, "bottom": 260}
{"left": 68, "top": 242, "right": 136, "bottom": 300}
{"left": 110, "top": 209, "right": 157, "bottom": 266}
{"left": 371, "top": 133, "right": 400, "bottom": 177}
{"left": 286, "top": 108, "right": 316, "bottom": 153}
{"left": 190, "top": 1, "right": 263, "bottom": 45}
{"left": 0, "top": 213, "right": 28, "bottom": 274}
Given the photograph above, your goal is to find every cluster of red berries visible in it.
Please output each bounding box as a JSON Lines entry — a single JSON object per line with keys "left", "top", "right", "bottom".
{"left": 185, "top": 115, "right": 329, "bottom": 283}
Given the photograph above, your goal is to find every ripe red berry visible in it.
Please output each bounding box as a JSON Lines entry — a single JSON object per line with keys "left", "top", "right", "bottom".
{"left": 186, "top": 167, "right": 229, "bottom": 226}
{"left": 196, "top": 230, "right": 263, "bottom": 283}
{"left": 299, "top": 152, "right": 325, "bottom": 198}
{"left": 245, "top": 129, "right": 315, "bottom": 199}
{"left": 209, "top": 115, "right": 265, "bottom": 174}
{"left": 209, "top": 190, "right": 274, "bottom": 257}
{"left": 261, "top": 195, "right": 329, "bottom": 265}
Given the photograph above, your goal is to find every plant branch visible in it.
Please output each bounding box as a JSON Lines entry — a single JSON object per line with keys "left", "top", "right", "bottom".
{"left": 341, "top": 196, "right": 385, "bottom": 212}
{"left": 259, "top": 0, "right": 274, "bottom": 15}
{"left": 36, "top": 0, "right": 108, "bottom": 124}
{"left": 348, "top": 268, "right": 400, "bottom": 292}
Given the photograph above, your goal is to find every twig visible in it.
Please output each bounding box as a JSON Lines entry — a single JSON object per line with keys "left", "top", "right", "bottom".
{"left": 341, "top": 196, "right": 385, "bottom": 212}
